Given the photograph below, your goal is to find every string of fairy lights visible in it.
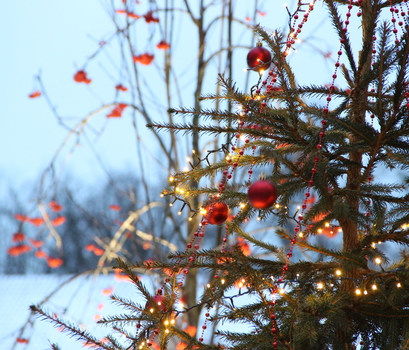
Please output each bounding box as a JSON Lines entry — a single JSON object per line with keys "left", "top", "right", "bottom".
{"left": 133, "top": 1, "right": 409, "bottom": 349}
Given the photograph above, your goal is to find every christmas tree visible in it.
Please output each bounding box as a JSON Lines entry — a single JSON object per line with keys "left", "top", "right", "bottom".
{"left": 32, "top": 0, "right": 409, "bottom": 349}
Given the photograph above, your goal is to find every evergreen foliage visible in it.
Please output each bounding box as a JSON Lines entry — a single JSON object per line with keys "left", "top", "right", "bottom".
{"left": 32, "top": 1, "right": 409, "bottom": 349}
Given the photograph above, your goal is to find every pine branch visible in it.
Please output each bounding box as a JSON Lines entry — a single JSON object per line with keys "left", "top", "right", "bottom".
{"left": 30, "top": 305, "right": 118, "bottom": 350}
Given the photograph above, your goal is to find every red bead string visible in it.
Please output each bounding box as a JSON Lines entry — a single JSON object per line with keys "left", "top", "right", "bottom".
{"left": 396, "top": 1, "right": 408, "bottom": 27}
{"left": 198, "top": 309, "right": 211, "bottom": 342}
{"left": 389, "top": 1, "right": 401, "bottom": 44}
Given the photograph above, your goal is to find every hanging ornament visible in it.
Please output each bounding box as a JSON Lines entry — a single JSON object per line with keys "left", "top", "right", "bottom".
{"left": 205, "top": 201, "right": 229, "bottom": 225}
{"left": 247, "top": 42, "right": 271, "bottom": 73}
{"left": 145, "top": 294, "right": 167, "bottom": 313}
{"left": 247, "top": 180, "right": 278, "bottom": 209}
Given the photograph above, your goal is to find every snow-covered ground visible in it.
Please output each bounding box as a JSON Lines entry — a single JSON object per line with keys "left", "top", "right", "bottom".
{"left": 1, "top": 273, "right": 152, "bottom": 350}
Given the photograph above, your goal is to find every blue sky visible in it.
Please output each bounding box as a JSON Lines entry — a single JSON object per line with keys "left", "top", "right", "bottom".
{"left": 1, "top": 0, "right": 336, "bottom": 192}
{"left": 2, "top": 1, "right": 106, "bottom": 185}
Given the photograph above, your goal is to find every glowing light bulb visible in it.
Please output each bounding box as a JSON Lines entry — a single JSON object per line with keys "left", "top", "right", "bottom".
{"left": 221, "top": 279, "right": 225, "bottom": 284}
{"left": 279, "top": 288, "right": 285, "bottom": 294}
{"left": 397, "top": 282, "right": 402, "bottom": 288}
{"left": 299, "top": 232, "right": 304, "bottom": 237}
{"left": 363, "top": 290, "right": 368, "bottom": 295}
{"left": 335, "top": 270, "right": 341, "bottom": 276}
{"left": 375, "top": 257, "right": 382, "bottom": 264}
{"left": 371, "top": 284, "right": 377, "bottom": 290}
{"left": 355, "top": 289, "right": 361, "bottom": 295}
{"left": 317, "top": 282, "right": 324, "bottom": 289}
{"left": 169, "top": 176, "right": 174, "bottom": 182}
{"left": 240, "top": 203, "right": 246, "bottom": 209}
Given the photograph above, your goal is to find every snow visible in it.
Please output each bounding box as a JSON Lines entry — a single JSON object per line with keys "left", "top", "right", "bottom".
{"left": 1, "top": 273, "right": 153, "bottom": 350}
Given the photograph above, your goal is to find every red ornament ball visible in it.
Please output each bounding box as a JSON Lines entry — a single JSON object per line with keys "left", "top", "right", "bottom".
{"left": 206, "top": 201, "right": 229, "bottom": 225}
{"left": 247, "top": 180, "right": 278, "bottom": 209}
{"left": 247, "top": 43, "right": 271, "bottom": 72}
{"left": 145, "top": 294, "right": 166, "bottom": 313}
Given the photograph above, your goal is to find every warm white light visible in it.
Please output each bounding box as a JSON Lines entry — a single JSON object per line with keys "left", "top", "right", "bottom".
{"left": 169, "top": 176, "right": 174, "bottom": 182}
{"left": 221, "top": 279, "right": 225, "bottom": 284}
{"left": 363, "top": 290, "right": 368, "bottom": 295}
{"left": 355, "top": 289, "right": 361, "bottom": 295}
{"left": 375, "top": 257, "right": 382, "bottom": 264}
{"left": 335, "top": 270, "right": 341, "bottom": 276}
{"left": 240, "top": 203, "right": 246, "bottom": 209}
{"left": 317, "top": 282, "right": 324, "bottom": 289}
{"left": 371, "top": 284, "right": 377, "bottom": 290}
{"left": 397, "top": 282, "right": 402, "bottom": 288}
